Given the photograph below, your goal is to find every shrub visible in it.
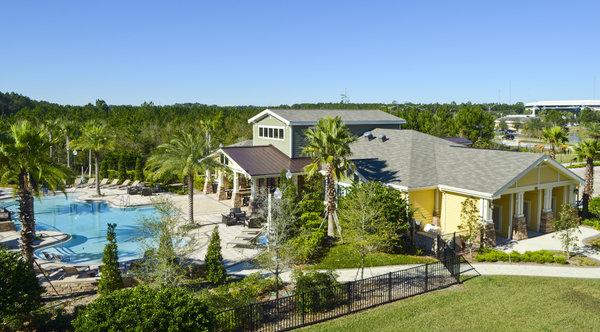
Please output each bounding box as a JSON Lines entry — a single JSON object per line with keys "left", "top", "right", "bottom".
{"left": 0, "top": 247, "right": 43, "bottom": 329}
{"left": 474, "top": 248, "right": 567, "bottom": 264}
{"left": 72, "top": 285, "right": 214, "bottom": 331}
{"left": 589, "top": 197, "right": 600, "bottom": 217}
{"left": 134, "top": 157, "right": 144, "bottom": 181}
{"left": 583, "top": 219, "right": 600, "bottom": 230}
{"left": 205, "top": 226, "right": 226, "bottom": 284}
{"left": 293, "top": 270, "right": 342, "bottom": 314}
{"left": 288, "top": 228, "right": 327, "bottom": 263}
{"left": 200, "top": 273, "right": 276, "bottom": 330}
{"left": 98, "top": 223, "right": 123, "bottom": 295}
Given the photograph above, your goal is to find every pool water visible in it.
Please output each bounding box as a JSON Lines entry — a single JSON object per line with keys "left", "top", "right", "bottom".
{"left": 6, "top": 195, "right": 157, "bottom": 265}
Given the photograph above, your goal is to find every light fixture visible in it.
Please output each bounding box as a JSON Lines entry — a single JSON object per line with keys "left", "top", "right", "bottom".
{"left": 285, "top": 169, "right": 292, "bottom": 179}
{"left": 273, "top": 188, "right": 282, "bottom": 200}
{"left": 72, "top": 150, "right": 78, "bottom": 156}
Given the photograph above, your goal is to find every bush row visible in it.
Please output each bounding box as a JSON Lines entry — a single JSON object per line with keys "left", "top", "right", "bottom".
{"left": 475, "top": 249, "right": 567, "bottom": 264}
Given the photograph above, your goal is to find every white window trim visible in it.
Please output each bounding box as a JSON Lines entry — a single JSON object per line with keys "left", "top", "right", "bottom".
{"left": 258, "top": 125, "right": 286, "bottom": 141}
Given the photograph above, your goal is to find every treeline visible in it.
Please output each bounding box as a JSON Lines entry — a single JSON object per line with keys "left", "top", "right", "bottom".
{"left": 0, "top": 92, "right": 524, "bottom": 173}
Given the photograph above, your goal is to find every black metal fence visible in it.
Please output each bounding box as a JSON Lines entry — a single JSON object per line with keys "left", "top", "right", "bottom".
{"left": 215, "top": 254, "right": 461, "bottom": 331}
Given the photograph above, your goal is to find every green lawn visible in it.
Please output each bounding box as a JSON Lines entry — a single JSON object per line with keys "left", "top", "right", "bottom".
{"left": 309, "top": 243, "right": 436, "bottom": 270}
{"left": 302, "top": 276, "right": 600, "bottom": 331}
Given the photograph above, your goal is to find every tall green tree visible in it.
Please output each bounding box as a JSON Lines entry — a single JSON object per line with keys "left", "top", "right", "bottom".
{"left": 98, "top": 223, "right": 123, "bottom": 295}
{"left": 458, "top": 198, "right": 481, "bottom": 256}
{"left": 205, "top": 226, "right": 226, "bottom": 284}
{"left": 574, "top": 139, "right": 600, "bottom": 217}
{"left": 453, "top": 105, "right": 495, "bottom": 143}
{"left": 71, "top": 121, "right": 111, "bottom": 196}
{"left": 542, "top": 126, "right": 568, "bottom": 159}
{"left": 303, "top": 116, "right": 357, "bottom": 237}
{"left": 554, "top": 203, "right": 581, "bottom": 258}
{"left": 146, "top": 131, "right": 216, "bottom": 223}
{"left": 0, "top": 120, "right": 71, "bottom": 265}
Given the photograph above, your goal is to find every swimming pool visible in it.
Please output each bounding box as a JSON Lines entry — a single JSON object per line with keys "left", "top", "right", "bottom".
{"left": 6, "top": 195, "right": 157, "bottom": 265}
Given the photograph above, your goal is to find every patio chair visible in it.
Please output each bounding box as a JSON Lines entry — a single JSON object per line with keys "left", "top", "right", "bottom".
{"left": 97, "top": 178, "right": 109, "bottom": 187}
{"left": 128, "top": 186, "right": 142, "bottom": 195}
{"left": 116, "top": 179, "right": 131, "bottom": 188}
{"left": 82, "top": 178, "right": 95, "bottom": 188}
{"left": 129, "top": 180, "right": 141, "bottom": 188}
{"left": 222, "top": 213, "right": 239, "bottom": 226}
{"left": 60, "top": 265, "right": 90, "bottom": 279}
{"left": 104, "top": 179, "right": 120, "bottom": 188}
{"left": 141, "top": 187, "right": 153, "bottom": 196}
{"left": 226, "top": 238, "right": 256, "bottom": 248}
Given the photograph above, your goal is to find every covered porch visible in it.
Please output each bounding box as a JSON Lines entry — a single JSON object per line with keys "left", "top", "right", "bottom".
{"left": 487, "top": 183, "right": 579, "bottom": 242}
{"left": 215, "top": 145, "right": 311, "bottom": 208}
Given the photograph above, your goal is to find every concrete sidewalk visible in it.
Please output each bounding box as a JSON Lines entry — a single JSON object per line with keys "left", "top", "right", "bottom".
{"left": 470, "top": 263, "right": 600, "bottom": 279}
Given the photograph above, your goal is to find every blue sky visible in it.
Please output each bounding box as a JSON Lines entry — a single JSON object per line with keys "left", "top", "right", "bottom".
{"left": 1, "top": 1, "right": 599, "bottom": 106}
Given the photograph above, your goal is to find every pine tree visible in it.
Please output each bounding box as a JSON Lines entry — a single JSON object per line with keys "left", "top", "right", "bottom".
{"left": 98, "top": 223, "right": 123, "bottom": 295}
{"left": 205, "top": 226, "right": 226, "bottom": 284}
{"left": 135, "top": 157, "right": 144, "bottom": 181}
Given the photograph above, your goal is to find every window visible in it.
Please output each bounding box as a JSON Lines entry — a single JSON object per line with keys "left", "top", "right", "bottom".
{"left": 258, "top": 126, "right": 285, "bottom": 140}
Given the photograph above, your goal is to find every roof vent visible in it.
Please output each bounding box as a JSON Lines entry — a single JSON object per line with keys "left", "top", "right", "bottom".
{"left": 363, "top": 131, "right": 374, "bottom": 140}
{"left": 379, "top": 135, "right": 388, "bottom": 142}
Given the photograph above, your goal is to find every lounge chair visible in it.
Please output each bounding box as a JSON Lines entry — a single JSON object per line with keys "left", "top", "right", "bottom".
{"left": 85, "top": 178, "right": 97, "bottom": 188}
{"left": 226, "top": 239, "right": 256, "bottom": 248}
{"left": 129, "top": 180, "right": 141, "bottom": 188}
{"left": 80, "top": 178, "right": 94, "bottom": 188}
{"left": 104, "top": 179, "right": 120, "bottom": 188}
{"left": 60, "top": 265, "right": 90, "bottom": 279}
{"left": 97, "top": 178, "right": 109, "bottom": 187}
{"left": 116, "top": 179, "right": 131, "bottom": 188}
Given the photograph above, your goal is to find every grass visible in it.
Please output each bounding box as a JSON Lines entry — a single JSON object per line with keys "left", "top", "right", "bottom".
{"left": 302, "top": 276, "right": 600, "bottom": 331}
{"left": 309, "top": 243, "right": 436, "bottom": 270}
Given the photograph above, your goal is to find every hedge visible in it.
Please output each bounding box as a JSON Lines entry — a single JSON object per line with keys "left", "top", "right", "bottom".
{"left": 475, "top": 249, "right": 567, "bottom": 264}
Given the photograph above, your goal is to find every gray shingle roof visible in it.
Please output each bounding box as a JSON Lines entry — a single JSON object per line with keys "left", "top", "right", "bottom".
{"left": 351, "top": 129, "right": 547, "bottom": 195}
{"left": 250, "top": 109, "right": 405, "bottom": 125}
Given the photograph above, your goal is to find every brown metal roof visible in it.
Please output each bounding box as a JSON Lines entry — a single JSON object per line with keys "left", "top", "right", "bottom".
{"left": 220, "top": 145, "right": 312, "bottom": 177}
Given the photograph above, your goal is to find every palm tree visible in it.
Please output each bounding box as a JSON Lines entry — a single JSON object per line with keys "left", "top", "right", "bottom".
{"left": 585, "top": 123, "right": 600, "bottom": 141}
{"left": 0, "top": 121, "right": 72, "bottom": 265}
{"left": 574, "top": 139, "right": 600, "bottom": 217}
{"left": 71, "top": 121, "right": 111, "bottom": 196}
{"left": 58, "top": 119, "right": 77, "bottom": 169}
{"left": 146, "top": 131, "right": 216, "bottom": 223}
{"left": 303, "top": 116, "right": 357, "bottom": 237}
{"left": 542, "top": 126, "right": 568, "bottom": 159}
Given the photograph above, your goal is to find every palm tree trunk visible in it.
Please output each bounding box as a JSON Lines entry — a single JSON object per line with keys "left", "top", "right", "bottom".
{"left": 188, "top": 172, "right": 194, "bottom": 223}
{"left": 66, "top": 134, "right": 71, "bottom": 168}
{"left": 550, "top": 144, "right": 556, "bottom": 159}
{"left": 18, "top": 171, "right": 35, "bottom": 266}
{"left": 95, "top": 151, "right": 101, "bottom": 196}
{"left": 326, "top": 164, "right": 336, "bottom": 237}
{"left": 583, "top": 157, "right": 594, "bottom": 217}
{"left": 203, "top": 169, "right": 211, "bottom": 194}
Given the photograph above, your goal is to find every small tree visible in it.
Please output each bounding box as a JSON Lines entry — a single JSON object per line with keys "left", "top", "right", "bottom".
{"left": 0, "top": 247, "right": 42, "bottom": 329}
{"left": 205, "top": 227, "right": 226, "bottom": 284}
{"left": 554, "top": 203, "right": 581, "bottom": 258}
{"left": 340, "top": 183, "right": 384, "bottom": 280}
{"left": 98, "top": 223, "right": 123, "bottom": 295}
{"left": 458, "top": 198, "right": 481, "bottom": 256}
{"left": 137, "top": 199, "right": 198, "bottom": 286}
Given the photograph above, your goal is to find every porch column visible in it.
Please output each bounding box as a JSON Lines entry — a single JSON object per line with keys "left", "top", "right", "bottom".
{"left": 250, "top": 178, "right": 257, "bottom": 200}
{"left": 232, "top": 172, "right": 239, "bottom": 195}
{"left": 539, "top": 187, "right": 555, "bottom": 233}
{"left": 513, "top": 192, "right": 528, "bottom": 240}
{"left": 479, "top": 198, "right": 496, "bottom": 247}
{"left": 232, "top": 172, "right": 243, "bottom": 207}
{"left": 217, "top": 171, "right": 227, "bottom": 201}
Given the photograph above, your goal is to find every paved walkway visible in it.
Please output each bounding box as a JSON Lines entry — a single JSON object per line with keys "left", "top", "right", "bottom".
{"left": 496, "top": 225, "right": 600, "bottom": 261}
{"left": 470, "top": 263, "right": 600, "bottom": 279}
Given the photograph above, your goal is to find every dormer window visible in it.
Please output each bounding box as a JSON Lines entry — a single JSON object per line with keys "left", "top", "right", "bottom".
{"left": 258, "top": 125, "right": 285, "bottom": 140}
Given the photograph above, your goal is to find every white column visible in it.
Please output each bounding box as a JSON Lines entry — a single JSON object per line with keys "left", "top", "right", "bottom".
{"left": 250, "top": 178, "right": 257, "bottom": 200}
{"left": 543, "top": 188, "right": 553, "bottom": 212}
{"left": 515, "top": 192, "right": 525, "bottom": 217}
{"left": 508, "top": 193, "right": 514, "bottom": 237}
{"left": 232, "top": 172, "right": 239, "bottom": 195}
{"left": 567, "top": 185, "right": 575, "bottom": 205}
{"left": 480, "top": 198, "right": 493, "bottom": 224}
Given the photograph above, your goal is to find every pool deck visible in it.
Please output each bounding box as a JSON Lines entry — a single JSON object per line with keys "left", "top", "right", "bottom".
{"left": 1, "top": 185, "right": 260, "bottom": 273}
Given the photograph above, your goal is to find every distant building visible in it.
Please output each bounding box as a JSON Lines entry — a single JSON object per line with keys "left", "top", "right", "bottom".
{"left": 495, "top": 114, "right": 536, "bottom": 131}
{"left": 525, "top": 100, "right": 600, "bottom": 112}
